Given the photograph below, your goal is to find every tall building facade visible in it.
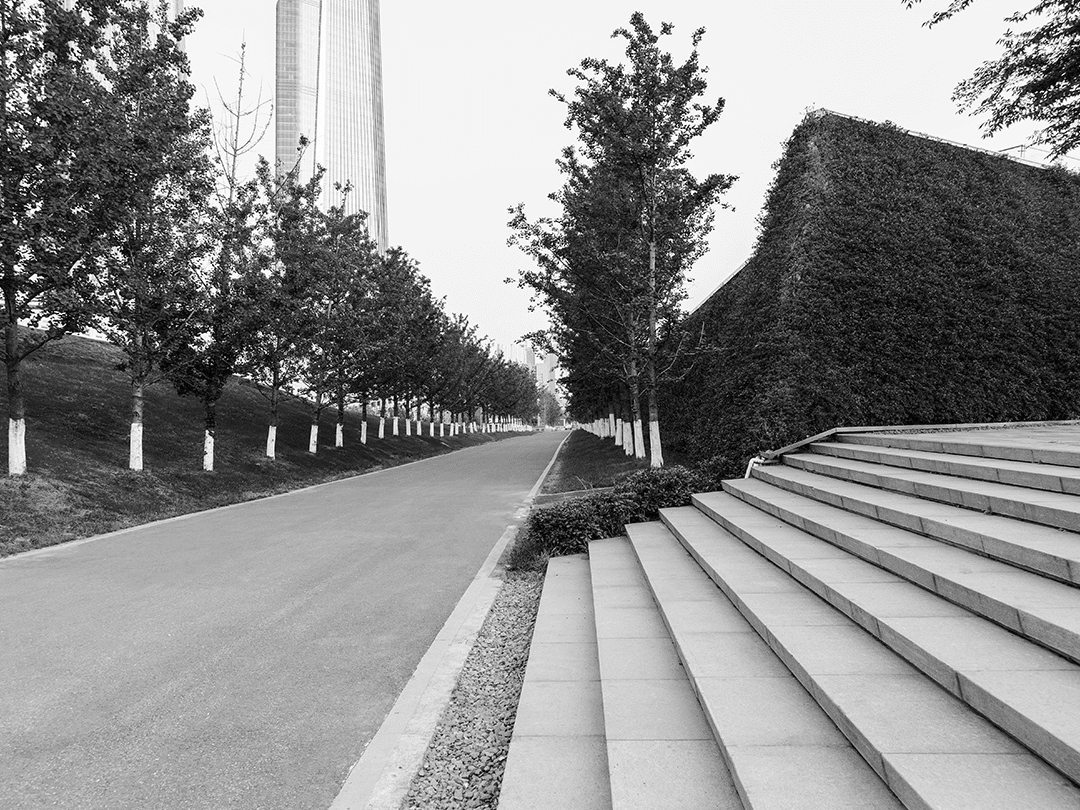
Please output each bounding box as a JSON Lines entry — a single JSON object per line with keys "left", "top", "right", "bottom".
{"left": 275, "top": 0, "right": 389, "bottom": 253}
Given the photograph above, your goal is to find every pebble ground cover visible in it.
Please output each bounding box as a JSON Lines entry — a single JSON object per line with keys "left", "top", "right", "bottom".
{"left": 401, "top": 570, "right": 543, "bottom": 810}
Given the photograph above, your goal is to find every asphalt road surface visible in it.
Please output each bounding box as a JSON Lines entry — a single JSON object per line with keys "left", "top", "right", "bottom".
{"left": 0, "top": 430, "right": 565, "bottom": 810}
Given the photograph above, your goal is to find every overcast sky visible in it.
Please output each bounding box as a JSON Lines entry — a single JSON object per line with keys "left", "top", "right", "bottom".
{"left": 185, "top": 1, "right": 1052, "bottom": 354}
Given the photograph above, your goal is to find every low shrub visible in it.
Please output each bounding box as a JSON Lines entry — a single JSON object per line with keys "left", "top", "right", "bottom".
{"left": 522, "top": 458, "right": 739, "bottom": 560}
{"left": 692, "top": 454, "right": 742, "bottom": 490}
{"left": 613, "top": 465, "right": 706, "bottom": 521}
{"left": 524, "top": 492, "right": 636, "bottom": 557}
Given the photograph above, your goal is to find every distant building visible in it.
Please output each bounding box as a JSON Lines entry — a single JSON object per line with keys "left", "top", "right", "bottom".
{"left": 538, "top": 353, "right": 562, "bottom": 397}
{"left": 275, "top": 0, "right": 389, "bottom": 252}
{"left": 170, "top": 0, "right": 185, "bottom": 50}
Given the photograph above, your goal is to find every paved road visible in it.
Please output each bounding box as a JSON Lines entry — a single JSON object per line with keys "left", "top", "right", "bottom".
{"left": 0, "top": 431, "right": 565, "bottom": 810}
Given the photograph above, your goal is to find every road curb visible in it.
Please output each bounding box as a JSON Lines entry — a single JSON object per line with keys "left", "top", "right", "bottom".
{"left": 328, "top": 431, "right": 570, "bottom": 810}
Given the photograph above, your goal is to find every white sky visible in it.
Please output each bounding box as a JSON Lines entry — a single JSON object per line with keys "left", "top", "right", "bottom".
{"left": 185, "top": 1, "right": 1048, "bottom": 353}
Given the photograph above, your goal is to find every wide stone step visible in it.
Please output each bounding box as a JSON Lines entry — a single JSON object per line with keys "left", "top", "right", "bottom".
{"left": 688, "top": 491, "right": 1080, "bottom": 785}
{"left": 781, "top": 452, "right": 1080, "bottom": 532}
{"left": 811, "top": 440, "right": 1080, "bottom": 496}
{"left": 838, "top": 430, "right": 1080, "bottom": 469}
{"left": 499, "top": 555, "right": 611, "bottom": 810}
{"left": 730, "top": 473, "right": 1080, "bottom": 663}
{"left": 620, "top": 522, "right": 905, "bottom": 810}
{"left": 748, "top": 464, "right": 1080, "bottom": 587}
{"left": 588, "top": 537, "right": 741, "bottom": 810}
{"left": 656, "top": 506, "right": 1080, "bottom": 809}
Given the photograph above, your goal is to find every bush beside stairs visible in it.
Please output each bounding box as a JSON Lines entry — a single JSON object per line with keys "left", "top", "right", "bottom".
{"left": 499, "top": 424, "right": 1080, "bottom": 809}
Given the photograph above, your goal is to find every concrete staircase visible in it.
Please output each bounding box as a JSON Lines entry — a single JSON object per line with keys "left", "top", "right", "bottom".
{"left": 499, "top": 426, "right": 1080, "bottom": 809}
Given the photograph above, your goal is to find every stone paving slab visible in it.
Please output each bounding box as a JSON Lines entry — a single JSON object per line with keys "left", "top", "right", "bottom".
{"left": 669, "top": 495, "right": 1080, "bottom": 787}
{"left": 588, "top": 536, "right": 737, "bottom": 810}
{"left": 813, "top": 440, "right": 1080, "bottom": 495}
{"left": 726, "top": 473, "right": 1080, "bottom": 585}
{"left": 621, "top": 522, "right": 904, "bottom": 810}
{"left": 606, "top": 740, "right": 741, "bottom": 810}
{"left": 498, "top": 737, "right": 610, "bottom": 810}
{"left": 785, "top": 453, "right": 1080, "bottom": 531}
{"left": 499, "top": 555, "right": 610, "bottom": 810}
{"left": 724, "top": 478, "right": 1080, "bottom": 652}
{"left": 660, "top": 504, "right": 1080, "bottom": 808}
{"left": 839, "top": 426, "right": 1080, "bottom": 468}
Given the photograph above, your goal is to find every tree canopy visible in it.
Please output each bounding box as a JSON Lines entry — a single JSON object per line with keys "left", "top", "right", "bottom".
{"left": 510, "top": 12, "right": 733, "bottom": 466}
{"left": 905, "top": 0, "right": 1080, "bottom": 155}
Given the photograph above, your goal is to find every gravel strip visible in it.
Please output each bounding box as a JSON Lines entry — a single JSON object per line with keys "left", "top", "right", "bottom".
{"left": 400, "top": 569, "right": 544, "bottom": 810}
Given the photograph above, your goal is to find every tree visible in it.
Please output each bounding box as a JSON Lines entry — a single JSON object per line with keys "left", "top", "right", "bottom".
{"left": 297, "top": 187, "right": 379, "bottom": 454}
{"left": 93, "top": 0, "right": 214, "bottom": 472}
{"left": 242, "top": 157, "right": 324, "bottom": 459}
{"left": 162, "top": 41, "right": 268, "bottom": 471}
{"left": 1, "top": 0, "right": 139, "bottom": 475}
{"left": 904, "top": 1, "right": 1080, "bottom": 156}
{"left": 512, "top": 13, "right": 733, "bottom": 467}
{"left": 539, "top": 387, "right": 564, "bottom": 427}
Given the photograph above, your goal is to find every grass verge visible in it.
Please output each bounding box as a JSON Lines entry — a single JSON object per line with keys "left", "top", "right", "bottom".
{"left": 538, "top": 428, "right": 648, "bottom": 494}
{"left": 0, "top": 334, "right": 524, "bottom": 557}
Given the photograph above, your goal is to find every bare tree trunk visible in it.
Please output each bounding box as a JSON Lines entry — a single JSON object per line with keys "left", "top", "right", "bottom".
{"left": 621, "top": 387, "right": 634, "bottom": 457}
{"left": 335, "top": 386, "right": 345, "bottom": 448}
{"left": 5, "top": 320, "right": 26, "bottom": 476}
{"left": 625, "top": 370, "right": 646, "bottom": 461}
{"left": 266, "top": 369, "right": 280, "bottom": 459}
{"left": 647, "top": 383, "right": 663, "bottom": 468}
{"left": 203, "top": 400, "right": 216, "bottom": 472}
{"left": 130, "top": 378, "right": 145, "bottom": 472}
{"left": 309, "top": 387, "right": 322, "bottom": 453}
{"left": 646, "top": 241, "right": 663, "bottom": 468}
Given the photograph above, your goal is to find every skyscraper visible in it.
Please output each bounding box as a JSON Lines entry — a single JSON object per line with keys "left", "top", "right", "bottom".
{"left": 169, "top": 0, "right": 185, "bottom": 50}
{"left": 275, "top": 0, "right": 389, "bottom": 253}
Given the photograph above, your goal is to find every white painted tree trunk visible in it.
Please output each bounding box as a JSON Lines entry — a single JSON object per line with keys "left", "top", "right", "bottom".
{"left": 633, "top": 419, "right": 646, "bottom": 460}
{"left": 405, "top": 418, "right": 412, "bottom": 436}
{"left": 361, "top": 421, "right": 368, "bottom": 444}
{"left": 266, "top": 425, "right": 277, "bottom": 459}
{"left": 623, "top": 422, "right": 633, "bottom": 456}
{"left": 439, "top": 422, "right": 444, "bottom": 437}
{"left": 615, "top": 418, "right": 624, "bottom": 446}
{"left": 649, "top": 420, "right": 664, "bottom": 468}
{"left": 309, "top": 424, "right": 319, "bottom": 453}
{"left": 129, "top": 422, "right": 143, "bottom": 472}
{"left": 8, "top": 418, "right": 26, "bottom": 476}
{"left": 429, "top": 421, "right": 435, "bottom": 437}
{"left": 392, "top": 417, "right": 399, "bottom": 436}
{"left": 379, "top": 417, "right": 385, "bottom": 439}
{"left": 336, "top": 423, "right": 344, "bottom": 447}
{"left": 608, "top": 411, "right": 616, "bottom": 437}
{"left": 203, "top": 431, "right": 214, "bottom": 472}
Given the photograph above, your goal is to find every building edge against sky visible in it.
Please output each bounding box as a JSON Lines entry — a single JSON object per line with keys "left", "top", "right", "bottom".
{"left": 274, "top": 0, "right": 389, "bottom": 253}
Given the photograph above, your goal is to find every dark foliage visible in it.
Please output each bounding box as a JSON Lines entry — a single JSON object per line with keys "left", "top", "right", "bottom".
{"left": 522, "top": 460, "right": 733, "bottom": 557}
{"left": 661, "top": 111, "right": 1080, "bottom": 469}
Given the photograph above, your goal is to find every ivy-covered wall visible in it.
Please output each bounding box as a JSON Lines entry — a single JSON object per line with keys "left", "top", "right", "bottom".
{"left": 662, "top": 111, "right": 1080, "bottom": 467}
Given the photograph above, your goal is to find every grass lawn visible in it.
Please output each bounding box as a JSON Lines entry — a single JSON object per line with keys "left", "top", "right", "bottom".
{"left": 539, "top": 428, "right": 649, "bottom": 494}
{"left": 0, "top": 334, "right": 523, "bottom": 557}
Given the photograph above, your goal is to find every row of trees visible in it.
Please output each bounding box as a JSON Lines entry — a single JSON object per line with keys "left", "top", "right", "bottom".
{"left": 514, "top": 3, "right": 1080, "bottom": 468}
{"left": 509, "top": 14, "right": 733, "bottom": 468}
{"left": 2, "top": 0, "right": 539, "bottom": 476}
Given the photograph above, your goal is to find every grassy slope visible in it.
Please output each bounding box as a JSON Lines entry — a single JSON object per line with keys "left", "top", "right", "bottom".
{"left": 0, "top": 334, "right": 521, "bottom": 556}
{"left": 538, "top": 428, "right": 648, "bottom": 494}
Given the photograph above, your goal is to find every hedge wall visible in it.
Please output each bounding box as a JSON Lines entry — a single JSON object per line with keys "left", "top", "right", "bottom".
{"left": 662, "top": 111, "right": 1080, "bottom": 467}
